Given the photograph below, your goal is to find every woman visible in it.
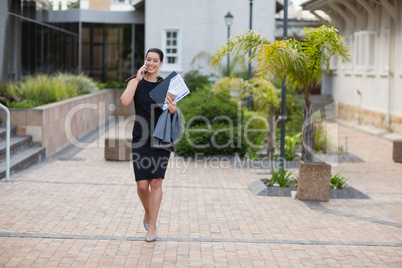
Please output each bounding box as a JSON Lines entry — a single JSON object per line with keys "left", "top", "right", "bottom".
{"left": 121, "top": 48, "right": 176, "bottom": 242}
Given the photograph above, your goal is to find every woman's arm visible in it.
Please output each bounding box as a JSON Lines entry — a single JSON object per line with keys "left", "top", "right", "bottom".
{"left": 120, "top": 65, "right": 147, "bottom": 106}
{"left": 121, "top": 78, "right": 140, "bottom": 106}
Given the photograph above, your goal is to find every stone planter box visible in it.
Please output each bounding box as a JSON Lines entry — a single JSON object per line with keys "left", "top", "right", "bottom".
{"left": 0, "top": 90, "right": 115, "bottom": 157}
{"left": 111, "top": 89, "right": 134, "bottom": 118}
{"left": 249, "top": 179, "right": 297, "bottom": 196}
{"left": 298, "top": 161, "right": 331, "bottom": 202}
{"left": 104, "top": 89, "right": 136, "bottom": 161}
{"left": 249, "top": 179, "right": 369, "bottom": 199}
{"left": 393, "top": 139, "right": 402, "bottom": 163}
{"left": 330, "top": 188, "right": 369, "bottom": 199}
{"left": 104, "top": 121, "right": 133, "bottom": 161}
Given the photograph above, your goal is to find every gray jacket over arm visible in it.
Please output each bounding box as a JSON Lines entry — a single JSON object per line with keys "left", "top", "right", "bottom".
{"left": 152, "top": 110, "right": 184, "bottom": 152}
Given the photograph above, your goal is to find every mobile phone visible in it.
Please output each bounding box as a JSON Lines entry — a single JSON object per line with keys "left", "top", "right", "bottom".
{"left": 142, "top": 63, "right": 147, "bottom": 75}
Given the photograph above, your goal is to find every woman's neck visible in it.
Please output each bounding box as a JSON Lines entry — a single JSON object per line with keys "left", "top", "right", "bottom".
{"left": 144, "top": 73, "right": 159, "bottom": 82}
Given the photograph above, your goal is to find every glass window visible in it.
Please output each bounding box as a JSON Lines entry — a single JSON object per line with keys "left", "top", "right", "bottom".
{"left": 168, "top": 57, "right": 176, "bottom": 64}
{"left": 164, "top": 29, "right": 180, "bottom": 67}
{"left": 354, "top": 31, "right": 376, "bottom": 71}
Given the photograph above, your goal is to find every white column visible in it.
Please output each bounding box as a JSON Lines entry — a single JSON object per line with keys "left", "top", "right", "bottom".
{"left": 80, "top": 0, "right": 90, "bottom": 9}
{"left": 52, "top": 0, "right": 60, "bottom": 10}
{"left": 61, "top": 0, "right": 68, "bottom": 10}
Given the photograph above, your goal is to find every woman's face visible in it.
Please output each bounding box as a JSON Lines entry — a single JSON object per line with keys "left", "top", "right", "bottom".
{"left": 144, "top": 52, "right": 163, "bottom": 74}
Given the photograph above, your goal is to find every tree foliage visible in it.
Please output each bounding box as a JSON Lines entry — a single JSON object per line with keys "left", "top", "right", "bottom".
{"left": 212, "top": 26, "right": 350, "bottom": 95}
{"left": 211, "top": 25, "right": 351, "bottom": 161}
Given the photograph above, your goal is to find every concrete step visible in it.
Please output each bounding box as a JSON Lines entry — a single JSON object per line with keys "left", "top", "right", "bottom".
{"left": 0, "top": 135, "right": 32, "bottom": 161}
{"left": 0, "top": 126, "right": 17, "bottom": 142}
{"left": 0, "top": 146, "right": 46, "bottom": 179}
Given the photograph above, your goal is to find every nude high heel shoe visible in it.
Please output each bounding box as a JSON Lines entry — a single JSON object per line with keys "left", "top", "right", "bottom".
{"left": 145, "top": 228, "right": 157, "bottom": 242}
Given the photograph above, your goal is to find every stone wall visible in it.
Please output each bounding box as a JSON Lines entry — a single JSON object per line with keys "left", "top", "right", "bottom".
{"left": 338, "top": 102, "right": 402, "bottom": 134}
{"left": 0, "top": 90, "right": 115, "bottom": 157}
{"left": 112, "top": 89, "right": 134, "bottom": 118}
{"left": 391, "top": 115, "right": 402, "bottom": 134}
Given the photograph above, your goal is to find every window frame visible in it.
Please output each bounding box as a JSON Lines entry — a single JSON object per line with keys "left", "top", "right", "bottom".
{"left": 161, "top": 28, "right": 182, "bottom": 71}
{"left": 353, "top": 31, "right": 376, "bottom": 71}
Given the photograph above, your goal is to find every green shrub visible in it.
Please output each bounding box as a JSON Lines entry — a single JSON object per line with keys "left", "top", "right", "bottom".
{"left": 8, "top": 101, "right": 38, "bottom": 108}
{"left": 97, "top": 80, "right": 126, "bottom": 89}
{"left": 330, "top": 173, "right": 347, "bottom": 189}
{"left": 285, "top": 94, "right": 304, "bottom": 135}
{"left": 0, "top": 81, "right": 8, "bottom": 97}
{"left": 175, "top": 123, "right": 248, "bottom": 157}
{"left": 179, "top": 90, "right": 241, "bottom": 126}
{"left": 266, "top": 168, "right": 297, "bottom": 187}
{"left": 56, "top": 73, "right": 99, "bottom": 95}
{"left": 7, "top": 75, "right": 79, "bottom": 107}
{"left": 284, "top": 132, "right": 302, "bottom": 161}
{"left": 175, "top": 89, "right": 251, "bottom": 157}
{"left": 243, "top": 110, "right": 269, "bottom": 152}
{"left": 314, "top": 123, "right": 328, "bottom": 154}
{"left": 183, "top": 70, "right": 213, "bottom": 92}
{"left": 2, "top": 73, "right": 99, "bottom": 108}
{"left": 275, "top": 87, "right": 304, "bottom": 138}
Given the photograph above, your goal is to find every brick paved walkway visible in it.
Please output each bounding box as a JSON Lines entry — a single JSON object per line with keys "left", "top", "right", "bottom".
{"left": 0, "top": 124, "right": 401, "bottom": 267}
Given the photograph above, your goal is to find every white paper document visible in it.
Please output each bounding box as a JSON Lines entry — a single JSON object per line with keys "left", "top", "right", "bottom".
{"left": 162, "top": 73, "right": 190, "bottom": 110}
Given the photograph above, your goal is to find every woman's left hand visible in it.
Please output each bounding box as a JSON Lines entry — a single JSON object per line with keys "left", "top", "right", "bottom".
{"left": 166, "top": 96, "right": 177, "bottom": 114}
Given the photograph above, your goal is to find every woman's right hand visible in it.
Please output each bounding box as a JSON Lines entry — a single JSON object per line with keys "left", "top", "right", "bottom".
{"left": 136, "top": 65, "right": 147, "bottom": 81}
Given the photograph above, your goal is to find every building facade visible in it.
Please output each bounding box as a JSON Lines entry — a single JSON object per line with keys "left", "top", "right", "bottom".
{"left": 0, "top": 0, "right": 276, "bottom": 82}
{"left": 142, "top": 0, "right": 276, "bottom": 77}
{"left": 302, "top": 0, "right": 402, "bottom": 133}
{"left": 0, "top": 0, "right": 144, "bottom": 82}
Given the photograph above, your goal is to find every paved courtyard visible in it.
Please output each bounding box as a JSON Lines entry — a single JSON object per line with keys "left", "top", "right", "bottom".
{"left": 0, "top": 124, "right": 401, "bottom": 267}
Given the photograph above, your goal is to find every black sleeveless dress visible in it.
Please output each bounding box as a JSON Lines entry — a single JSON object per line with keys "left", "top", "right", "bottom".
{"left": 131, "top": 79, "right": 171, "bottom": 181}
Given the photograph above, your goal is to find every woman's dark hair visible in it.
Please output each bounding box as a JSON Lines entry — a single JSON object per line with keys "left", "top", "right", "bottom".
{"left": 146, "top": 48, "right": 164, "bottom": 62}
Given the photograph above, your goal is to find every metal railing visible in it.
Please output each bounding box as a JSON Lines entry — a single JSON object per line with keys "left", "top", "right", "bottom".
{"left": 0, "top": 104, "right": 10, "bottom": 181}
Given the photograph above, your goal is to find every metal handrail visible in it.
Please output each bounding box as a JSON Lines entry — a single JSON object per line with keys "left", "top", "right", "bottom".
{"left": 0, "top": 104, "right": 10, "bottom": 181}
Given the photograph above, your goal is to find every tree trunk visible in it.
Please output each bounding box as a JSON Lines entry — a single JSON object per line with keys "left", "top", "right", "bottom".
{"left": 302, "top": 92, "right": 315, "bottom": 162}
{"left": 267, "top": 105, "right": 276, "bottom": 158}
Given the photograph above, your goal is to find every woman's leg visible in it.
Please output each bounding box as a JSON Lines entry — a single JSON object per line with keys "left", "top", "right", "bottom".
{"left": 136, "top": 180, "right": 151, "bottom": 223}
{"left": 147, "top": 178, "right": 163, "bottom": 238}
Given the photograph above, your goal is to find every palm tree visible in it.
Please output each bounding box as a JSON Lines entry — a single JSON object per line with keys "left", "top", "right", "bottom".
{"left": 212, "top": 25, "right": 350, "bottom": 161}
